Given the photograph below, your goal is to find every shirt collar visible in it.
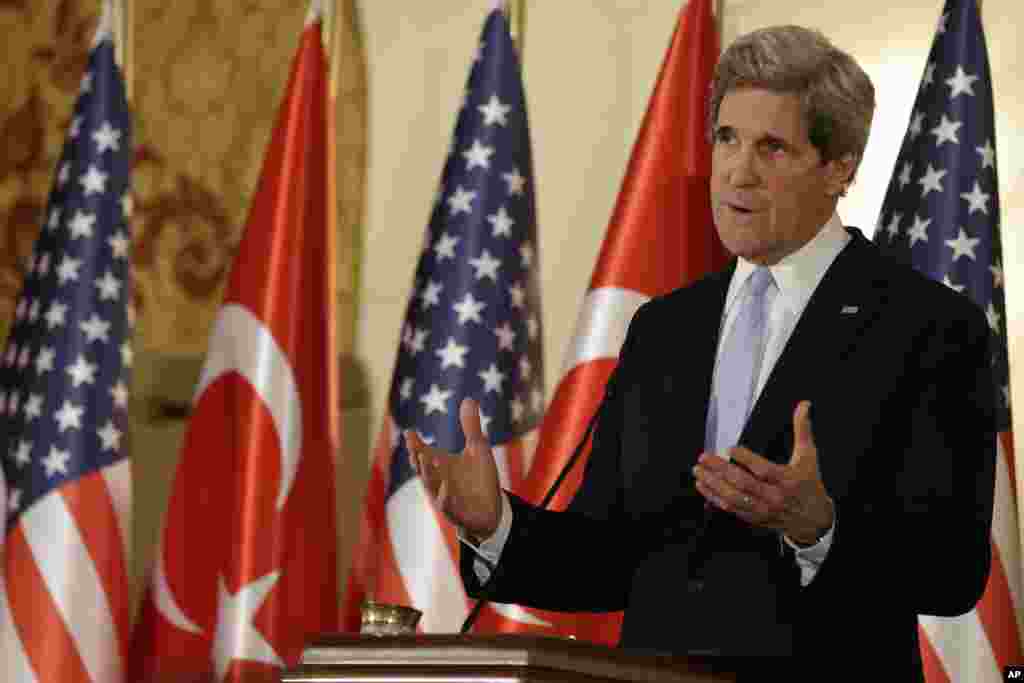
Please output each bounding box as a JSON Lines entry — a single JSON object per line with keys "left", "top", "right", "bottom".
{"left": 727, "top": 214, "right": 851, "bottom": 316}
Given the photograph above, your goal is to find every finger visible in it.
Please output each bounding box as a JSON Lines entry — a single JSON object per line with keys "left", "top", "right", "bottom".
{"left": 694, "top": 462, "right": 749, "bottom": 508}
{"left": 727, "top": 447, "right": 787, "bottom": 483}
{"left": 459, "top": 398, "right": 488, "bottom": 452}
{"left": 405, "top": 430, "right": 422, "bottom": 474}
{"left": 789, "top": 400, "right": 815, "bottom": 465}
{"left": 416, "top": 452, "right": 442, "bottom": 497}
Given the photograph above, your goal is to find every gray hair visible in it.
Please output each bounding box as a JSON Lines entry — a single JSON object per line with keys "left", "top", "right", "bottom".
{"left": 709, "top": 26, "right": 875, "bottom": 181}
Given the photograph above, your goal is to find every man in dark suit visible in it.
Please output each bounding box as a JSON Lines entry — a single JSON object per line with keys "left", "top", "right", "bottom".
{"left": 406, "top": 25, "right": 996, "bottom": 679}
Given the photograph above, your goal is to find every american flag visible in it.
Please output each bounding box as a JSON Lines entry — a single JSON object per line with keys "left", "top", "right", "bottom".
{"left": 873, "top": 0, "right": 1022, "bottom": 679}
{"left": 0, "top": 4, "right": 133, "bottom": 682}
{"left": 345, "top": 5, "right": 547, "bottom": 632}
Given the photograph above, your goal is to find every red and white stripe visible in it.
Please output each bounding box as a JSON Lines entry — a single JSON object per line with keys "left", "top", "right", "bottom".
{"left": 1, "top": 460, "right": 131, "bottom": 683}
{"left": 920, "top": 431, "right": 1022, "bottom": 681}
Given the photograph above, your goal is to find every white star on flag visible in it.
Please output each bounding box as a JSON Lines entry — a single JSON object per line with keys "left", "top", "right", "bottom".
{"left": 23, "top": 394, "right": 43, "bottom": 422}
{"left": 79, "top": 164, "right": 108, "bottom": 196}
{"left": 453, "top": 291, "right": 486, "bottom": 324}
{"left": 945, "top": 65, "right": 979, "bottom": 98}
{"left": 434, "top": 232, "right": 460, "bottom": 261}
{"left": 478, "top": 94, "right": 511, "bottom": 126}
{"left": 463, "top": 139, "right": 495, "bottom": 171}
{"left": 80, "top": 313, "right": 111, "bottom": 343}
{"left": 479, "top": 363, "right": 506, "bottom": 394}
{"left": 45, "top": 301, "right": 68, "bottom": 329}
{"left": 945, "top": 227, "right": 981, "bottom": 262}
{"left": 930, "top": 114, "right": 962, "bottom": 147}
{"left": 488, "top": 206, "right": 515, "bottom": 237}
{"left": 919, "top": 164, "right": 948, "bottom": 197}
{"left": 68, "top": 210, "right": 96, "bottom": 240}
{"left": 960, "top": 181, "right": 991, "bottom": 215}
{"left": 57, "top": 255, "right": 82, "bottom": 284}
{"left": 436, "top": 337, "right": 470, "bottom": 370}
{"left": 399, "top": 377, "right": 415, "bottom": 401}
{"left": 66, "top": 354, "right": 98, "bottom": 388}
{"left": 420, "top": 280, "right": 444, "bottom": 309}
{"left": 92, "top": 121, "right": 122, "bottom": 154}
{"left": 54, "top": 400, "right": 85, "bottom": 433}
{"left": 420, "top": 383, "right": 452, "bottom": 415}
{"left": 977, "top": 139, "right": 996, "bottom": 169}
{"left": 35, "top": 347, "right": 55, "bottom": 374}
{"left": 909, "top": 112, "right": 926, "bottom": 139}
{"left": 898, "top": 163, "right": 913, "bottom": 189}
{"left": 212, "top": 573, "right": 284, "bottom": 682}
{"left": 42, "top": 447, "right": 72, "bottom": 477}
{"left": 97, "top": 421, "right": 122, "bottom": 452}
{"left": 986, "top": 302, "right": 1001, "bottom": 334}
{"left": 469, "top": 249, "right": 502, "bottom": 281}
{"left": 884, "top": 212, "right": 903, "bottom": 239}
{"left": 907, "top": 214, "right": 932, "bottom": 246}
{"left": 447, "top": 187, "right": 476, "bottom": 216}
{"left": 12, "top": 441, "right": 32, "bottom": 467}
{"left": 95, "top": 270, "right": 122, "bottom": 300}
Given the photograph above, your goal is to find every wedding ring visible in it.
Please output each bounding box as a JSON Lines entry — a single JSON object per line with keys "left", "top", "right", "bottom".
{"left": 742, "top": 495, "right": 752, "bottom": 507}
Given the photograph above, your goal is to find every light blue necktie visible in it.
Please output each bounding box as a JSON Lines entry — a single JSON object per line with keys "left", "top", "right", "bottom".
{"left": 705, "top": 267, "right": 777, "bottom": 453}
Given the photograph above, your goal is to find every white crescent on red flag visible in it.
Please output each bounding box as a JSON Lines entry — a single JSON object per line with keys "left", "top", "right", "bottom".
{"left": 130, "top": 3, "right": 340, "bottom": 681}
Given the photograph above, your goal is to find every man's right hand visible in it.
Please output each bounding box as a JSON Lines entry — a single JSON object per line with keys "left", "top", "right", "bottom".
{"left": 405, "top": 397, "right": 502, "bottom": 540}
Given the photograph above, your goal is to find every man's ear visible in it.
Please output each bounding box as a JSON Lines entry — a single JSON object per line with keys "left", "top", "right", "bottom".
{"left": 824, "top": 153, "right": 857, "bottom": 197}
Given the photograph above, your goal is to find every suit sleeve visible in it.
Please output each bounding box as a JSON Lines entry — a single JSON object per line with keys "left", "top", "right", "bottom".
{"left": 806, "top": 299, "right": 997, "bottom": 616}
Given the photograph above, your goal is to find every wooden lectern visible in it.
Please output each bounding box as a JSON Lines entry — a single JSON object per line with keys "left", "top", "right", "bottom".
{"left": 281, "top": 634, "right": 739, "bottom": 682}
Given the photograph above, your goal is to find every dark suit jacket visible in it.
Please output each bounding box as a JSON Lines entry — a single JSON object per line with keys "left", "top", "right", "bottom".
{"left": 461, "top": 228, "right": 997, "bottom": 679}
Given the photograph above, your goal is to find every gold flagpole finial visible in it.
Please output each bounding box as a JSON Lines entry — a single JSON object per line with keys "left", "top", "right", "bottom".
{"left": 504, "top": 0, "right": 526, "bottom": 58}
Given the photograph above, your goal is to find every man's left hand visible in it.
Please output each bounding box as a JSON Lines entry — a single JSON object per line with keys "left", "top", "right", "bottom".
{"left": 693, "top": 400, "right": 834, "bottom": 545}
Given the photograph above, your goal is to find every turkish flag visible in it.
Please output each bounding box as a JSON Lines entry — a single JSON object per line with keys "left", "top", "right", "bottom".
{"left": 472, "top": 0, "right": 728, "bottom": 642}
{"left": 130, "top": 5, "right": 339, "bottom": 682}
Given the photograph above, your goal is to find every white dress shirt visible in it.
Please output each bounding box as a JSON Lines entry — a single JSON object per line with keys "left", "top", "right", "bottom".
{"left": 465, "top": 215, "right": 851, "bottom": 587}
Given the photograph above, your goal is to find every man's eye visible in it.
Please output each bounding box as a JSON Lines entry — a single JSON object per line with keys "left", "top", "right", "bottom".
{"left": 713, "top": 130, "right": 734, "bottom": 144}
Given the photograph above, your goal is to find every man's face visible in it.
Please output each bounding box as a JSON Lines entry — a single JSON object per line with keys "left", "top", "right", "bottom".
{"left": 710, "top": 87, "right": 849, "bottom": 265}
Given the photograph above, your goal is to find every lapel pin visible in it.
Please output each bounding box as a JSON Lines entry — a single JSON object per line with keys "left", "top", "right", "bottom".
{"left": 841, "top": 305, "right": 859, "bottom": 314}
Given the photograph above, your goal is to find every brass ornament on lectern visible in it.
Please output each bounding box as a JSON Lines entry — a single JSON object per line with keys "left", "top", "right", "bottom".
{"left": 359, "top": 601, "right": 422, "bottom": 636}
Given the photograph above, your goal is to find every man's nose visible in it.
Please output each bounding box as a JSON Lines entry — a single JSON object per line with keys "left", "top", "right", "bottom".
{"left": 726, "top": 146, "right": 759, "bottom": 187}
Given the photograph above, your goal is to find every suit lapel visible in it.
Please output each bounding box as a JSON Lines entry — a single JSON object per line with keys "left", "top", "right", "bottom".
{"left": 740, "top": 229, "right": 891, "bottom": 462}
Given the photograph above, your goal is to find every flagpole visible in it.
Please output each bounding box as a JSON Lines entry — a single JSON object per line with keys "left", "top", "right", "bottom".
{"left": 506, "top": 0, "right": 525, "bottom": 58}
{"left": 111, "top": 0, "right": 133, "bottom": 103}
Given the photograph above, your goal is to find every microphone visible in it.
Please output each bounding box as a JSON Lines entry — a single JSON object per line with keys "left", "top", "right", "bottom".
{"left": 458, "top": 380, "right": 610, "bottom": 634}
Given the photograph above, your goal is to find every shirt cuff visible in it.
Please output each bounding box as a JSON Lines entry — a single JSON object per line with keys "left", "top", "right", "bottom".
{"left": 783, "top": 500, "right": 837, "bottom": 586}
{"left": 457, "top": 492, "right": 513, "bottom": 584}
